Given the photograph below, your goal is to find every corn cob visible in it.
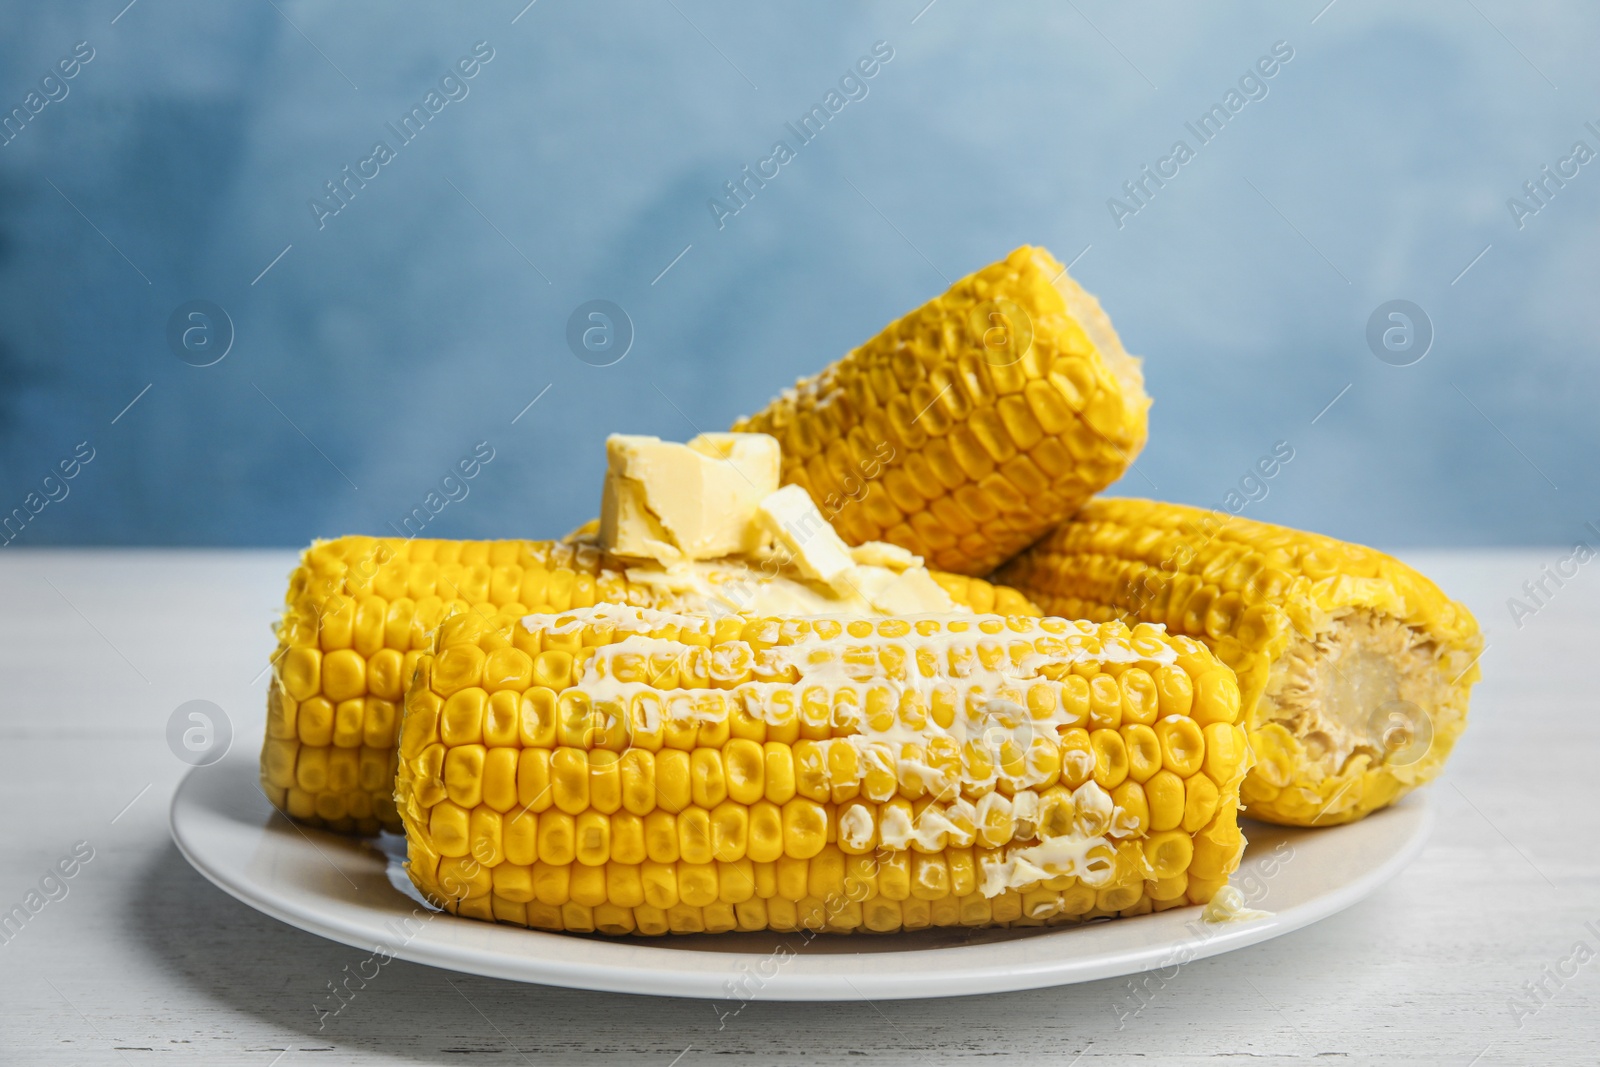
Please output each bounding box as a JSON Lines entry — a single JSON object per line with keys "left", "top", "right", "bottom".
{"left": 396, "top": 605, "right": 1249, "bottom": 935}
{"left": 995, "top": 499, "right": 1483, "bottom": 827}
{"left": 260, "top": 536, "right": 1040, "bottom": 834}
{"left": 732, "top": 245, "right": 1150, "bottom": 577}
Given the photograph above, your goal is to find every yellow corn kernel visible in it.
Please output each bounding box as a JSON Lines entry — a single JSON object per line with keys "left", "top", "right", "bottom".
{"left": 1087, "top": 674, "right": 1122, "bottom": 730}
{"left": 484, "top": 647, "right": 533, "bottom": 692}
{"left": 1193, "top": 669, "right": 1240, "bottom": 726}
{"left": 440, "top": 688, "right": 487, "bottom": 746}
{"left": 537, "top": 811, "right": 575, "bottom": 866}
{"left": 483, "top": 690, "right": 520, "bottom": 747}
{"left": 774, "top": 855, "right": 809, "bottom": 901}
{"left": 1059, "top": 727, "right": 1094, "bottom": 789}
{"left": 588, "top": 750, "right": 621, "bottom": 815}
{"left": 748, "top": 801, "right": 784, "bottom": 863}
{"left": 481, "top": 746, "right": 518, "bottom": 813}
{"left": 470, "top": 807, "right": 503, "bottom": 866}
{"left": 723, "top": 739, "right": 765, "bottom": 805}
{"left": 516, "top": 748, "right": 553, "bottom": 813}
{"left": 569, "top": 863, "right": 607, "bottom": 906}
{"left": 827, "top": 740, "right": 861, "bottom": 804}
{"left": 644, "top": 811, "right": 679, "bottom": 864}
{"left": 1119, "top": 668, "right": 1158, "bottom": 726}
{"left": 691, "top": 747, "right": 728, "bottom": 809}
{"left": 505, "top": 810, "right": 537, "bottom": 866}
{"left": 782, "top": 798, "right": 827, "bottom": 859}
{"left": 297, "top": 696, "right": 334, "bottom": 748}
{"left": 1203, "top": 723, "right": 1246, "bottom": 786}
{"left": 1121, "top": 724, "right": 1161, "bottom": 783}
{"left": 550, "top": 747, "right": 589, "bottom": 814}
{"left": 678, "top": 807, "right": 713, "bottom": 865}
{"left": 321, "top": 649, "right": 366, "bottom": 704}
{"left": 330, "top": 699, "right": 364, "bottom": 749}
{"left": 434, "top": 644, "right": 486, "bottom": 696}
{"left": 519, "top": 688, "right": 558, "bottom": 748}
{"left": 281, "top": 646, "right": 321, "bottom": 702}
{"left": 792, "top": 740, "right": 828, "bottom": 803}
{"left": 1144, "top": 829, "right": 1194, "bottom": 880}
{"left": 709, "top": 802, "right": 749, "bottom": 863}
{"left": 1183, "top": 774, "right": 1220, "bottom": 834}
{"left": 574, "top": 811, "right": 610, "bottom": 866}
{"left": 1145, "top": 770, "right": 1185, "bottom": 832}
{"left": 619, "top": 749, "right": 656, "bottom": 816}
{"left": 1090, "top": 728, "right": 1129, "bottom": 789}
{"left": 443, "top": 744, "right": 486, "bottom": 808}
{"left": 657, "top": 749, "right": 691, "bottom": 812}
{"left": 430, "top": 800, "right": 470, "bottom": 858}
{"left": 532, "top": 650, "right": 572, "bottom": 690}
{"left": 1156, "top": 716, "right": 1205, "bottom": 778}
{"left": 611, "top": 812, "right": 646, "bottom": 864}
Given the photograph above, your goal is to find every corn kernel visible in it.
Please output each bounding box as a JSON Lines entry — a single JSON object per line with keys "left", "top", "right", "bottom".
{"left": 1193, "top": 669, "right": 1240, "bottom": 726}
{"left": 1145, "top": 769, "right": 1185, "bottom": 831}
{"left": 1183, "top": 774, "right": 1220, "bottom": 833}
{"left": 1090, "top": 728, "right": 1129, "bottom": 789}
{"left": 1156, "top": 716, "right": 1205, "bottom": 778}
{"left": 440, "top": 688, "right": 487, "bottom": 746}
{"left": 443, "top": 744, "right": 486, "bottom": 808}
{"left": 1203, "top": 722, "right": 1245, "bottom": 785}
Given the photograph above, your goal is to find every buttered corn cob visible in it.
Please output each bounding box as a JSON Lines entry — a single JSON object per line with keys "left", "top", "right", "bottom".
{"left": 396, "top": 605, "right": 1249, "bottom": 936}
{"left": 260, "top": 536, "right": 1039, "bottom": 834}
{"left": 996, "top": 498, "right": 1484, "bottom": 827}
{"left": 732, "top": 246, "right": 1151, "bottom": 577}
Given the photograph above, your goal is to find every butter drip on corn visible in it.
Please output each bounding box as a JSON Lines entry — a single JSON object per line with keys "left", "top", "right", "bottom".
{"left": 395, "top": 606, "right": 1249, "bottom": 935}
{"left": 996, "top": 497, "right": 1483, "bottom": 827}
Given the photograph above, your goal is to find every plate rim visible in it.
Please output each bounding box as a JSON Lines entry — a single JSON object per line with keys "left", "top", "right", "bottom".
{"left": 171, "top": 760, "right": 1434, "bottom": 1001}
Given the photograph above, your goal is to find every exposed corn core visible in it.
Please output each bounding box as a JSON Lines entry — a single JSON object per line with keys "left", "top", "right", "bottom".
{"left": 261, "top": 536, "right": 1041, "bottom": 834}
{"left": 395, "top": 606, "right": 1248, "bottom": 936}
{"left": 995, "top": 498, "right": 1482, "bottom": 827}
{"left": 732, "top": 245, "right": 1150, "bottom": 577}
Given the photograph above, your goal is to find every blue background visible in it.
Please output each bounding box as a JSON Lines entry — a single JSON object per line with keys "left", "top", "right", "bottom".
{"left": 2, "top": 0, "right": 1594, "bottom": 550}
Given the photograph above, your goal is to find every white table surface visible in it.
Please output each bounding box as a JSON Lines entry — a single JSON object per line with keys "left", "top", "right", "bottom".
{"left": 1, "top": 548, "right": 1594, "bottom": 1066}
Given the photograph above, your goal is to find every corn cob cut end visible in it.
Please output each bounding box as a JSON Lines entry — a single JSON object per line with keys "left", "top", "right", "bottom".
{"left": 996, "top": 498, "right": 1483, "bottom": 827}
{"left": 396, "top": 605, "right": 1249, "bottom": 936}
{"left": 1241, "top": 590, "right": 1479, "bottom": 827}
{"left": 733, "top": 245, "right": 1151, "bottom": 577}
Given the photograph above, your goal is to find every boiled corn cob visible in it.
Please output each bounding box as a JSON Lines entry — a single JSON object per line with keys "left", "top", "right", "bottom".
{"left": 396, "top": 605, "right": 1249, "bottom": 935}
{"left": 995, "top": 498, "right": 1483, "bottom": 827}
{"left": 732, "top": 245, "right": 1151, "bottom": 577}
{"left": 260, "top": 536, "right": 1040, "bottom": 834}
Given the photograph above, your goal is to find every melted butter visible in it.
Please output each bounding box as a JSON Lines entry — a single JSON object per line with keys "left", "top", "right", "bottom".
{"left": 1200, "top": 885, "right": 1273, "bottom": 923}
{"left": 521, "top": 604, "right": 1183, "bottom": 897}
{"left": 617, "top": 557, "right": 958, "bottom": 617}
{"left": 838, "top": 804, "right": 875, "bottom": 850}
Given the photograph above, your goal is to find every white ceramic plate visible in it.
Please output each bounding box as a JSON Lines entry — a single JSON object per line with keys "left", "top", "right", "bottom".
{"left": 171, "top": 747, "right": 1432, "bottom": 1001}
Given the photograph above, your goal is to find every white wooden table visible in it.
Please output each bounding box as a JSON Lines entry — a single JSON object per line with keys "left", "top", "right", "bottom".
{"left": 1, "top": 549, "right": 1594, "bottom": 1065}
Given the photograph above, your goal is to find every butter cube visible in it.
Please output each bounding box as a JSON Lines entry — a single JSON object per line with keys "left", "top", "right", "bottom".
{"left": 598, "top": 433, "right": 779, "bottom": 562}
{"left": 853, "top": 565, "right": 956, "bottom": 614}
{"left": 757, "top": 485, "right": 858, "bottom": 590}
{"left": 849, "top": 541, "right": 924, "bottom": 572}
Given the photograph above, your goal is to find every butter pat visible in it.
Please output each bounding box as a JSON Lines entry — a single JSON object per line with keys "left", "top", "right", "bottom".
{"left": 1200, "top": 885, "right": 1273, "bottom": 924}
{"left": 849, "top": 541, "right": 924, "bottom": 572}
{"left": 757, "top": 485, "right": 857, "bottom": 590}
{"left": 599, "top": 432, "right": 779, "bottom": 562}
{"left": 853, "top": 564, "right": 956, "bottom": 614}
